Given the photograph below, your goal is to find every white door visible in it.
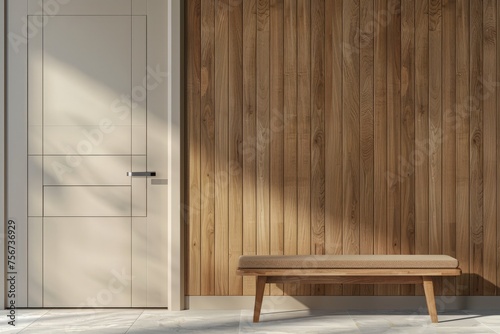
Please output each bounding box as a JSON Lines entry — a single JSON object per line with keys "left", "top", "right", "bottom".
{"left": 19, "top": 0, "right": 169, "bottom": 307}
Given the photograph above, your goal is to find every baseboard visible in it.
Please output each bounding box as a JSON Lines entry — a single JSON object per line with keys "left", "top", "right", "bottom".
{"left": 187, "top": 296, "right": 500, "bottom": 312}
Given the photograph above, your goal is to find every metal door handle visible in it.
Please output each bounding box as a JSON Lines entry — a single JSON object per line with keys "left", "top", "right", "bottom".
{"left": 127, "top": 171, "right": 156, "bottom": 177}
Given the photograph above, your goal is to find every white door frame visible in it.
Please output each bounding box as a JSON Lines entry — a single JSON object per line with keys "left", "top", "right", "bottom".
{"left": 167, "top": 0, "right": 184, "bottom": 311}
{"left": 1, "top": 0, "right": 184, "bottom": 310}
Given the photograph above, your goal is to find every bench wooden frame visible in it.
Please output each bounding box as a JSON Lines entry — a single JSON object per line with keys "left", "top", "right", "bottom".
{"left": 237, "top": 268, "right": 461, "bottom": 323}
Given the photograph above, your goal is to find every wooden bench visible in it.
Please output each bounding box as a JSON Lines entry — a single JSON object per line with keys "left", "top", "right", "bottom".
{"left": 237, "top": 255, "right": 461, "bottom": 323}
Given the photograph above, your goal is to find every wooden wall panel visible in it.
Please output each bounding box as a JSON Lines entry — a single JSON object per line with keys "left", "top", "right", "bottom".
{"left": 343, "top": 0, "right": 361, "bottom": 296}
{"left": 228, "top": 0, "right": 244, "bottom": 296}
{"left": 429, "top": 0, "right": 443, "bottom": 296}
{"left": 214, "top": 0, "right": 230, "bottom": 295}
{"left": 374, "top": 0, "right": 388, "bottom": 296}
{"left": 386, "top": 0, "right": 401, "bottom": 296}
{"left": 310, "top": 0, "right": 325, "bottom": 296}
{"left": 325, "top": 0, "right": 344, "bottom": 297}
{"left": 456, "top": 0, "right": 470, "bottom": 296}
{"left": 483, "top": 0, "right": 497, "bottom": 296}
{"left": 470, "top": 0, "right": 484, "bottom": 296}
{"left": 401, "top": 0, "right": 415, "bottom": 296}
{"left": 442, "top": 0, "right": 457, "bottom": 296}
{"left": 283, "top": 0, "right": 298, "bottom": 296}
{"left": 414, "top": 0, "right": 429, "bottom": 297}
{"left": 296, "top": 0, "right": 311, "bottom": 296}
{"left": 360, "top": 0, "right": 375, "bottom": 296}
{"left": 186, "top": 0, "right": 201, "bottom": 296}
{"left": 186, "top": 0, "right": 500, "bottom": 297}
{"left": 242, "top": 0, "right": 257, "bottom": 296}
{"left": 257, "top": 0, "right": 271, "bottom": 296}
{"left": 200, "top": 0, "right": 216, "bottom": 296}
{"left": 270, "top": 0, "right": 284, "bottom": 296}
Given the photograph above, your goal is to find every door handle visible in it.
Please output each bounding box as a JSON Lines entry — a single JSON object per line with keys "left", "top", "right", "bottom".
{"left": 127, "top": 171, "right": 157, "bottom": 177}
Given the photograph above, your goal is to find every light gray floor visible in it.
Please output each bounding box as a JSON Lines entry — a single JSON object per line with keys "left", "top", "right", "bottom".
{"left": 0, "top": 309, "right": 499, "bottom": 333}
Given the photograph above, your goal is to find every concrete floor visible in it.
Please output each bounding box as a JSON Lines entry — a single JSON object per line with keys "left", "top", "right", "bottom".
{"left": 0, "top": 309, "right": 499, "bottom": 333}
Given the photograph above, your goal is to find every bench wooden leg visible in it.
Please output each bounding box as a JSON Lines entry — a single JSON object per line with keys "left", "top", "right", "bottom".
{"left": 253, "top": 276, "right": 267, "bottom": 323}
{"left": 423, "top": 276, "right": 438, "bottom": 323}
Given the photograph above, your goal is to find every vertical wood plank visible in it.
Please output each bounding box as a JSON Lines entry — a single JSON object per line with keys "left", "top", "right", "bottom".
{"left": 429, "top": 0, "right": 443, "bottom": 296}
{"left": 186, "top": 0, "right": 201, "bottom": 296}
{"left": 401, "top": 0, "right": 416, "bottom": 296}
{"left": 442, "top": 0, "right": 457, "bottom": 296}
{"left": 325, "top": 0, "right": 344, "bottom": 296}
{"left": 215, "top": 0, "right": 230, "bottom": 296}
{"left": 283, "top": 0, "right": 298, "bottom": 296}
{"left": 343, "top": 0, "right": 361, "bottom": 296}
{"left": 386, "top": 0, "right": 402, "bottom": 296}
{"left": 296, "top": 0, "right": 311, "bottom": 296}
{"left": 243, "top": 0, "right": 258, "bottom": 296}
{"left": 360, "top": 0, "right": 375, "bottom": 296}
{"left": 270, "top": 0, "right": 284, "bottom": 296}
{"left": 470, "top": 0, "right": 484, "bottom": 296}
{"left": 200, "top": 0, "right": 216, "bottom": 296}
{"left": 374, "top": 0, "right": 388, "bottom": 296}
{"left": 257, "top": 0, "right": 271, "bottom": 296}
{"left": 311, "top": 0, "right": 325, "bottom": 296}
{"left": 415, "top": 0, "right": 429, "bottom": 297}
{"left": 456, "top": 0, "right": 470, "bottom": 296}
{"left": 228, "top": 0, "right": 244, "bottom": 296}
{"left": 482, "top": 0, "right": 497, "bottom": 296}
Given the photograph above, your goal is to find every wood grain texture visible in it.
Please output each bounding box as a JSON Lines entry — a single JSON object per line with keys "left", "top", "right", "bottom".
{"left": 415, "top": 0, "right": 429, "bottom": 297}
{"left": 228, "top": 0, "right": 244, "bottom": 296}
{"left": 456, "top": 0, "right": 470, "bottom": 296}
{"left": 422, "top": 277, "right": 438, "bottom": 323}
{"left": 200, "top": 0, "right": 216, "bottom": 296}
{"left": 283, "top": 0, "right": 298, "bottom": 296}
{"left": 343, "top": 0, "right": 361, "bottom": 296}
{"left": 324, "top": 0, "right": 344, "bottom": 296}
{"left": 296, "top": 0, "right": 311, "bottom": 296}
{"left": 470, "top": 0, "right": 484, "bottom": 296}
{"left": 186, "top": 0, "right": 500, "bottom": 297}
{"left": 429, "top": 0, "right": 443, "bottom": 296}
{"left": 257, "top": 0, "right": 271, "bottom": 296}
{"left": 386, "top": 0, "right": 402, "bottom": 296}
{"left": 310, "top": 0, "right": 325, "bottom": 296}
{"left": 270, "top": 0, "right": 284, "bottom": 296}
{"left": 442, "top": 0, "right": 457, "bottom": 296}
{"left": 374, "top": 0, "right": 389, "bottom": 296}
{"left": 401, "top": 0, "right": 416, "bottom": 296}
{"left": 359, "top": 0, "right": 375, "bottom": 297}
{"left": 483, "top": 0, "right": 497, "bottom": 296}
{"left": 242, "top": 0, "right": 258, "bottom": 296}
{"left": 215, "top": 0, "right": 230, "bottom": 295}
{"left": 253, "top": 276, "right": 267, "bottom": 322}
{"left": 186, "top": 0, "right": 201, "bottom": 296}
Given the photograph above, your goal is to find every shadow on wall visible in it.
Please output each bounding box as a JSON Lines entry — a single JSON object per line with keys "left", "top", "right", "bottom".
{"left": 27, "top": 13, "right": 170, "bottom": 307}
{"left": 184, "top": 0, "right": 500, "bottom": 298}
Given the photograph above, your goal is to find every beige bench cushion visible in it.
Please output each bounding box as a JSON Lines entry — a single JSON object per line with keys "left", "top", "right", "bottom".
{"left": 238, "top": 255, "right": 459, "bottom": 269}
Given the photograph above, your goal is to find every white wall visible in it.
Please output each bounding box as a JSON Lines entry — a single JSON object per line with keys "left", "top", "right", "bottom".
{"left": 1, "top": 0, "right": 184, "bottom": 309}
